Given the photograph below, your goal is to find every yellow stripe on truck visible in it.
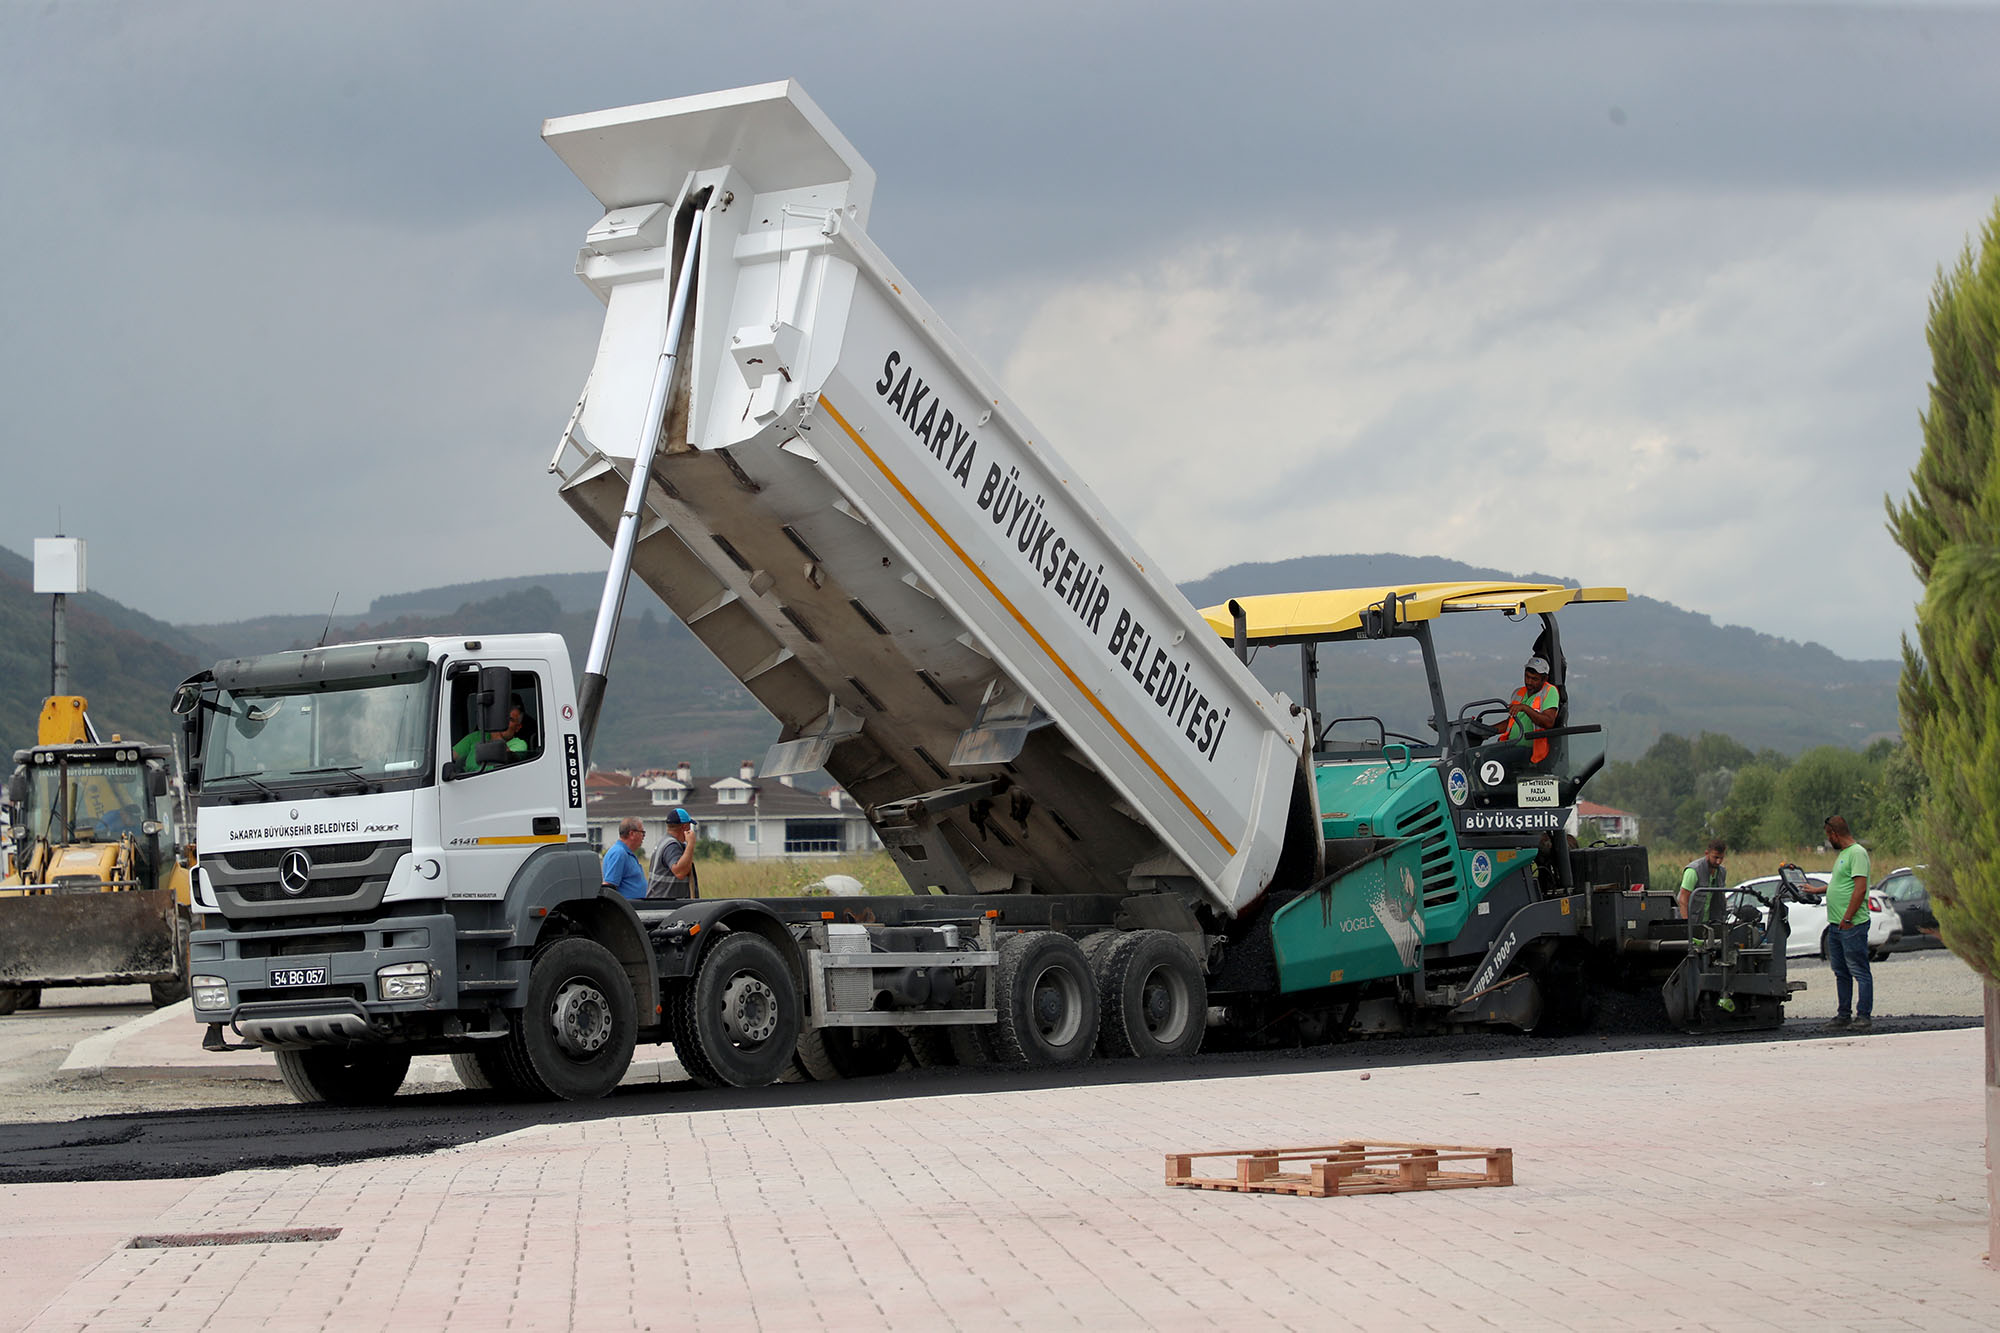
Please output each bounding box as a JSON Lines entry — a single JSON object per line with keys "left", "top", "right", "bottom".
{"left": 477, "top": 835, "right": 569, "bottom": 846}
{"left": 819, "top": 393, "right": 1235, "bottom": 856}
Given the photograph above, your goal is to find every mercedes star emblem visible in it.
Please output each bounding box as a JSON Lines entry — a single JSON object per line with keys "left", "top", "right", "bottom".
{"left": 279, "top": 848, "right": 313, "bottom": 896}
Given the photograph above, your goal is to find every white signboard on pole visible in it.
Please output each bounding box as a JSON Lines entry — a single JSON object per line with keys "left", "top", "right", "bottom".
{"left": 33, "top": 538, "right": 86, "bottom": 595}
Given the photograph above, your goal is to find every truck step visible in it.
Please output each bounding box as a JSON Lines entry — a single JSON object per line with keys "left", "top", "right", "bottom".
{"left": 1165, "top": 1141, "right": 1514, "bottom": 1198}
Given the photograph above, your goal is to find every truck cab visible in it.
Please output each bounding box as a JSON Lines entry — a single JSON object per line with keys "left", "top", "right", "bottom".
{"left": 171, "top": 634, "right": 663, "bottom": 1102}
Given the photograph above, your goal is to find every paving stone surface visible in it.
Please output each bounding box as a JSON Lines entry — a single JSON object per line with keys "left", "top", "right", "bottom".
{"left": 6, "top": 1029, "right": 1995, "bottom": 1332}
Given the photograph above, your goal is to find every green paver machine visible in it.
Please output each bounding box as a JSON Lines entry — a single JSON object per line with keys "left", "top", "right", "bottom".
{"left": 1195, "top": 581, "right": 1796, "bottom": 1037}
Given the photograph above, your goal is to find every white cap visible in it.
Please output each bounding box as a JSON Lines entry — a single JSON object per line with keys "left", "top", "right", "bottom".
{"left": 1525, "top": 656, "right": 1550, "bottom": 675}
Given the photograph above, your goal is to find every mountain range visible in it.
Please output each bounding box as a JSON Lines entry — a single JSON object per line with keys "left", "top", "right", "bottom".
{"left": 1, "top": 545, "right": 1899, "bottom": 772}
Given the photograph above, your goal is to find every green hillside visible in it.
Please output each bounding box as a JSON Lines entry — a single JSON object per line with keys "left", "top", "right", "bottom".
{"left": 1182, "top": 554, "right": 1898, "bottom": 759}
{"left": 0, "top": 544, "right": 1904, "bottom": 771}
{"left": 0, "top": 549, "right": 204, "bottom": 749}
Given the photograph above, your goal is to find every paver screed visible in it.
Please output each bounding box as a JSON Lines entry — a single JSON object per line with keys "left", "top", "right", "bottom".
{"left": 12, "top": 1029, "right": 1997, "bottom": 1332}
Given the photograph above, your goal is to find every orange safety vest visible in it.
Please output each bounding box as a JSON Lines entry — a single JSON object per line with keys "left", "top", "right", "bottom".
{"left": 1509, "top": 682, "right": 1560, "bottom": 765}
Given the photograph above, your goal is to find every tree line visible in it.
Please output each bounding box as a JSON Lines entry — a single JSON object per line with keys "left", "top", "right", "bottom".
{"left": 1588, "top": 732, "right": 1921, "bottom": 853}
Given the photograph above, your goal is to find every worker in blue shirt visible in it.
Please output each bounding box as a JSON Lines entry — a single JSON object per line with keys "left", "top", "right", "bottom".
{"left": 601, "top": 816, "right": 648, "bottom": 900}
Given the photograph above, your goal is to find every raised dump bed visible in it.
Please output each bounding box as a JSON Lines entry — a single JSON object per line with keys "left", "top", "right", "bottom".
{"left": 544, "top": 82, "right": 1313, "bottom": 916}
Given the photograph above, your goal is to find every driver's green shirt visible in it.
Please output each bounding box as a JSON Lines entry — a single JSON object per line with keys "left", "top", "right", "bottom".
{"left": 452, "top": 732, "right": 527, "bottom": 775}
{"left": 1825, "top": 842, "right": 1872, "bottom": 925}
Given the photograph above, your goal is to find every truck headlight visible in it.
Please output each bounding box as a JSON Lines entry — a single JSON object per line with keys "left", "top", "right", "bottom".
{"left": 190, "top": 976, "right": 230, "bottom": 1011}
{"left": 377, "top": 962, "right": 432, "bottom": 1001}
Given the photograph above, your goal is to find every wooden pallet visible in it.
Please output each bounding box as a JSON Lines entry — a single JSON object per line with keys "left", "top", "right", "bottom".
{"left": 1165, "top": 1140, "right": 1513, "bottom": 1198}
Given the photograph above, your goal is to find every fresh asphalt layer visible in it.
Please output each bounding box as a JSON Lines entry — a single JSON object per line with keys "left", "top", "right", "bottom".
{"left": 1, "top": 1014, "right": 1977, "bottom": 1185}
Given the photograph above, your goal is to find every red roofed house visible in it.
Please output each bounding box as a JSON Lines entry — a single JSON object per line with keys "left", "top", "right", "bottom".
{"left": 1575, "top": 800, "right": 1638, "bottom": 843}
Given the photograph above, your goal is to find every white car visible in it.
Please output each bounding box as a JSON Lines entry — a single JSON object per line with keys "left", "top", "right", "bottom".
{"left": 1722, "top": 874, "right": 1901, "bottom": 961}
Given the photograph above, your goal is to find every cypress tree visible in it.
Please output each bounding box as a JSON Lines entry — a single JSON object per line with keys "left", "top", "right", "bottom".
{"left": 1886, "top": 203, "right": 2000, "bottom": 985}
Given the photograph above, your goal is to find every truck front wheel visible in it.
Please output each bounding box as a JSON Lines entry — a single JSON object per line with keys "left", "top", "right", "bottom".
{"left": 504, "top": 937, "right": 638, "bottom": 1101}
{"left": 274, "top": 1047, "right": 412, "bottom": 1106}
{"left": 993, "top": 932, "right": 1097, "bottom": 1066}
{"left": 675, "top": 933, "right": 801, "bottom": 1089}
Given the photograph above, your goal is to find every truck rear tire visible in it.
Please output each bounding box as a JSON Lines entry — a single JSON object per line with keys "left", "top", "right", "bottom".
{"left": 274, "top": 1047, "right": 412, "bottom": 1105}
{"left": 0, "top": 986, "right": 39, "bottom": 1017}
{"left": 794, "top": 1026, "right": 910, "bottom": 1081}
{"left": 904, "top": 1026, "right": 958, "bottom": 1068}
{"left": 503, "top": 937, "right": 638, "bottom": 1101}
{"left": 993, "top": 932, "right": 1097, "bottom": 1066}
{"left": 1096, "top": 931, "right": 1207, "bottom": 1059}
{"left": 675, "top": 933, "right": 801, "bottom": 1089}
{"left": 449, "top": 1047, "right": 536, "bottom": 1094}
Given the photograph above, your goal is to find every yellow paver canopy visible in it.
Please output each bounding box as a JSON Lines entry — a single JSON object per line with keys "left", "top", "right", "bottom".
{"left": 1199, "top": 582, "right": 1628, "bottom": 645}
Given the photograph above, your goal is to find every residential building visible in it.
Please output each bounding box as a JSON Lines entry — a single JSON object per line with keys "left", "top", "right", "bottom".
{"left": 1574, "top": 799, "right": 1639, "bottom": 843}
{"left": 584, "top": 760, "right": 880, "bottom": 860}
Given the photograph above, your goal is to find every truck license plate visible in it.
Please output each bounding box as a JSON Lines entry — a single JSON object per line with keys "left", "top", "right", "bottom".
{"left": 1517, "top": 777, "right": 1559, "bottom": 808}
{"left": 269, "top": 967, "right": 329, "bottom": 988}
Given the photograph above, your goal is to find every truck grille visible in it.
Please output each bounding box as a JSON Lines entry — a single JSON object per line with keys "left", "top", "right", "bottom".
{"left": 234, "top": 933, "right": 368, "bottom": 959}
{"left": 231, "top": 875, "right": 372, "bottom": 904}
{"left": 214, "top": 842, "right": 376, "bottom": 871}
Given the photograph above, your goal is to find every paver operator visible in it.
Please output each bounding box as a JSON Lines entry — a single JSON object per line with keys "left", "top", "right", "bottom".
{"left": 1820, "top": 815, "right": 1872, "bottom": 1032}
{"left": 1485, "top": 656, "right": 1561, "bottom": 777}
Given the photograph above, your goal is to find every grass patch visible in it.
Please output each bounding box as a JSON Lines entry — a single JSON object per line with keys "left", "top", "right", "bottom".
{"left": 1645, "top": 845, "right": 1916, "bottom": 894}
{"left": 693, "top": 851, "right": 906, "bottom": 899}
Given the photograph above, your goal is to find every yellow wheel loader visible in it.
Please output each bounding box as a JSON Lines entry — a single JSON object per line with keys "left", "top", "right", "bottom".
{"left": 0, "top": 695, "right": 195, "bottom": 1013}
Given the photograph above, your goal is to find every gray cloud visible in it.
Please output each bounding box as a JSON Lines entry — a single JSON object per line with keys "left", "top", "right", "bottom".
{"left": 0, "top": 0, "right": 1993, "bottom": 664}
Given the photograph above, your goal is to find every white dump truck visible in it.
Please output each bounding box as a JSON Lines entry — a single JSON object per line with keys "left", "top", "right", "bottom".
{"left": 173, "top": 83, "right": 1789, "bottom": 1105}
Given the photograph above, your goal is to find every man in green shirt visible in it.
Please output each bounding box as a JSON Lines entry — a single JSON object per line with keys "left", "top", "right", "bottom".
{"left": 1820, "top": 814, "right": 1872, "bottom": 1032}
{"left": 1482, "top": 656, "right": 1562, "bottom": 784}
{"left": 451, "top": 701, "right": 529, "bottom": 775}
{"left": 1678, "top": 840, "right": 1727, "bottom": 921}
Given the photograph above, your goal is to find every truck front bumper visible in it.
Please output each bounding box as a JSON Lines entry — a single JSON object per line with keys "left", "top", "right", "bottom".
{"left": 189, "top": 911, "right": 523, "bottom": 1048}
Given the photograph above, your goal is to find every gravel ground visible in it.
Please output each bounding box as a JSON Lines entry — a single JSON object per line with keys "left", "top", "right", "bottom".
{"left": 1781, "top": 946, "right": 1986, "bottom": 1020}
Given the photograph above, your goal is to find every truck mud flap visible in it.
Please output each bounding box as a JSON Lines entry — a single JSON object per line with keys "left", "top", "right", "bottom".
{"left": 0, "top": 887, "right": 179, "bottom": 986}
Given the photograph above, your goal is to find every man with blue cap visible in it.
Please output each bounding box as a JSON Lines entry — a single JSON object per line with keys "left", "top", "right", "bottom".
{"left": 649, "top": 807, "right": 700, "bottom": 900}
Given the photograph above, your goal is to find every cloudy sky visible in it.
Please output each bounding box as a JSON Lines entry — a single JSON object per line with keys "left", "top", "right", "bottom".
{"left": 3, "top": 1, "right": 1996, "bottom": 661}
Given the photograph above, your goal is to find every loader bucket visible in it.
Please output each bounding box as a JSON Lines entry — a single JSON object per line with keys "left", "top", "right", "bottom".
{"left": 0, "top": 887, "right": 181, "bottom": 986}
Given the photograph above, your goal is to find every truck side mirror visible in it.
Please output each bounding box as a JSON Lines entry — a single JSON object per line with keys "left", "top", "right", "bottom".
{"left": 473, "top": 666, "right": 514, "bottom": 732}
{"left": 5, "top": 769, "right": 23, "bottom": 809}
{"left": 146, "top": 766, "right": 169, "bottom": 800}
{"left": 171, "top": 676, "right": 210, "bottom": 765}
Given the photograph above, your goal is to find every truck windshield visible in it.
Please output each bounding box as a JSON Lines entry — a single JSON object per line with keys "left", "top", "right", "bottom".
{"left": 24, "top": 761, "right": 148, "bottom": 843}
{"left": 205, "top": 674, "right": 433, "bottom": 792}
